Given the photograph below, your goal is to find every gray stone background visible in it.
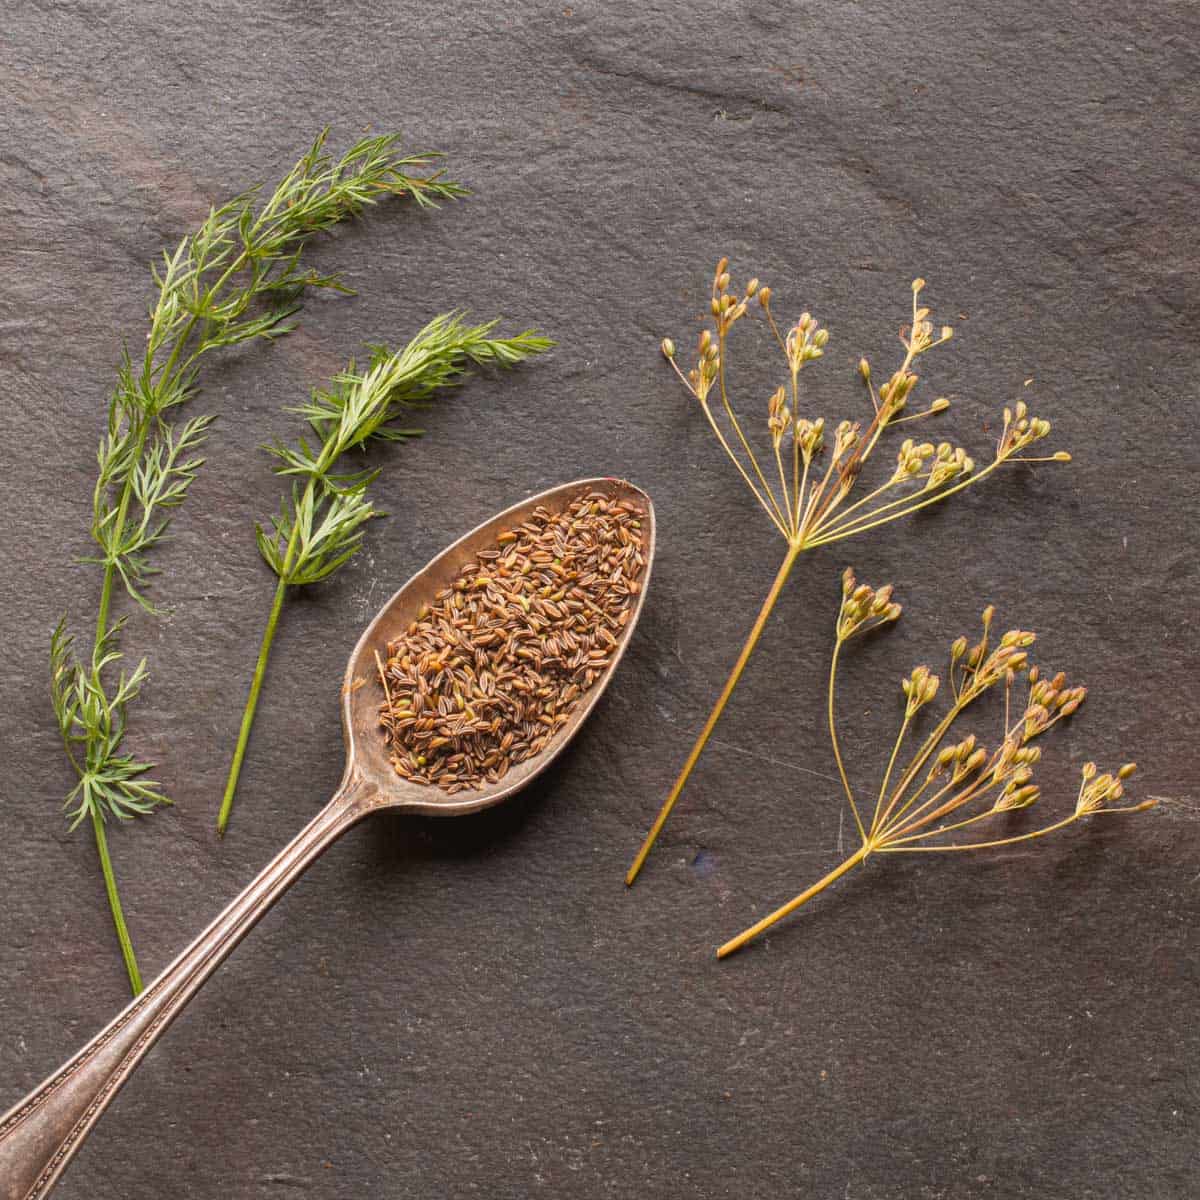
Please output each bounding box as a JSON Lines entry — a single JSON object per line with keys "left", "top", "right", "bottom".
{"left": 2, "top": 2, "right": 1198, "bottom": 1197}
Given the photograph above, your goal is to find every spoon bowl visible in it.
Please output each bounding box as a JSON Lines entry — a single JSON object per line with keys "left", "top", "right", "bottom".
{"left": 0, "top": 477, "right": 653, "bottom": 1200}
{"left": 343, "top": 476, "right": 654, "bottom": 816}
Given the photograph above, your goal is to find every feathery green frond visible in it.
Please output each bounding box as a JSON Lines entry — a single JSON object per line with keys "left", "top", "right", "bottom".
{"left": 52, "top": 130, "right": 462, "bottom": 992}
{"left": 218, "top": 314, "right": 553, "bottom": 833}
{"left": 50, "top": 618, "right": 168, "bottom": 831}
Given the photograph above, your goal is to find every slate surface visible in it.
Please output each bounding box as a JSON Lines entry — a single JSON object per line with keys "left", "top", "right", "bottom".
{"left": 1, "top": 3, "right": 1198, "bottom": 1197}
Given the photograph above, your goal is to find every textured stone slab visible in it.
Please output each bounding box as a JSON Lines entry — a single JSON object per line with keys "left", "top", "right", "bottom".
{"left": 1, "top": 2, "right": 1197, "bottom": 1197}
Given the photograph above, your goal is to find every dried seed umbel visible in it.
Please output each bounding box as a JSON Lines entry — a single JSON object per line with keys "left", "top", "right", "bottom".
{"left": 378, "top": 491, "right": 647, "bottom": 792}
{"left": 716, "top": 575, "right": 1154, "bottom": 958}
{"left": 628, "top": 263, "right": 1072, "bottom": 884}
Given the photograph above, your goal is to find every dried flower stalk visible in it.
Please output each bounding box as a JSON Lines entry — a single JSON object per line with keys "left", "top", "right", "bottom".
{"left": 716, "top": 571, "right": 1154, "bottom": 957}
{"left": 626, "top": 261, "right": 1070, "bottom": 884}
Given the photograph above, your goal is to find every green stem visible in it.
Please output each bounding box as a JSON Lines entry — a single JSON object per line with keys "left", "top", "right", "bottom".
{"left": 89, "top": 418, "right": 155, "bottom": 996}
{"left": 91, "top": 807, "right": 144, "bottom": 994}
{"left": 95, "top": 421, "right": 153, "bottom": 643}
{"left": 95, "top": 562, "right": 117, "bottom": 647}
{"left": 626, "top": 542, "right": 802, "bottom": 885}
{"left": 218, "top": 470, "right": 312, "bottom": 835}
{"left": 217, "top": 572, "right": 290, "bottom": 835}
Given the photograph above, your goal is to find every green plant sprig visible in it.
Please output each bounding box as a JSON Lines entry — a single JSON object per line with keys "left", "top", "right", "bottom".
{"left": 716, "top": 571, "right": 1154, "bottom": 957}
{"left": 216, "top": 313, "right": 553, "bottom": 834}
{"left": 51, "top": 130, "right": 462, "bottom": 994}
{"left": 626, "top": 260, "right": 1071, "bottom": 885}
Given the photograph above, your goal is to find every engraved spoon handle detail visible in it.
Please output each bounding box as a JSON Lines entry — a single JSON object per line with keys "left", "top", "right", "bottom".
{"left": 0, "top": 780, "right": 373, "bottom": 1200}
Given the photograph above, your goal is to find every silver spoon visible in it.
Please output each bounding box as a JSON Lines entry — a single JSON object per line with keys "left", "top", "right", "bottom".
{"left": 0, "top": 477, "right": 654, "bottom": 1200}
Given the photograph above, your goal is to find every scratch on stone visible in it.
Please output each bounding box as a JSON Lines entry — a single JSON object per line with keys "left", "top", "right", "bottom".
{"left": 707, "top": 737, "right": 838, "bottom": 784}
{"left": 1149, "top": 795, "right": 1200, "bottom": 821}
{"left": 576, "top": 55, "right": 789, "bottom": 117}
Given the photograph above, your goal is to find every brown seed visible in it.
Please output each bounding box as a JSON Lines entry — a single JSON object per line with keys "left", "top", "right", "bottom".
{"left": 378, "top": 492, "right": 645, "bottom": 792}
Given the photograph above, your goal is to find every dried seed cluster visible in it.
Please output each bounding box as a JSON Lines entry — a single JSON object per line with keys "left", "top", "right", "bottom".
{"left": 715, "top": 574, "right": 1154, "bottom": 959}
{"left": 378, "top": 491, "right": 646, "bottom": 793}
{"left": 630, "top": 262, "right": 1073, "bottom": 886}
{"left": 838, "top": 567, "right": 901, "bottom": 639}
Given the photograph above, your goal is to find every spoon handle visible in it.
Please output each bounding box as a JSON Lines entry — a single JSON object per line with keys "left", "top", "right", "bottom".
{"left": 0, "top": 780, "right": 373, "bottom": 1200}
